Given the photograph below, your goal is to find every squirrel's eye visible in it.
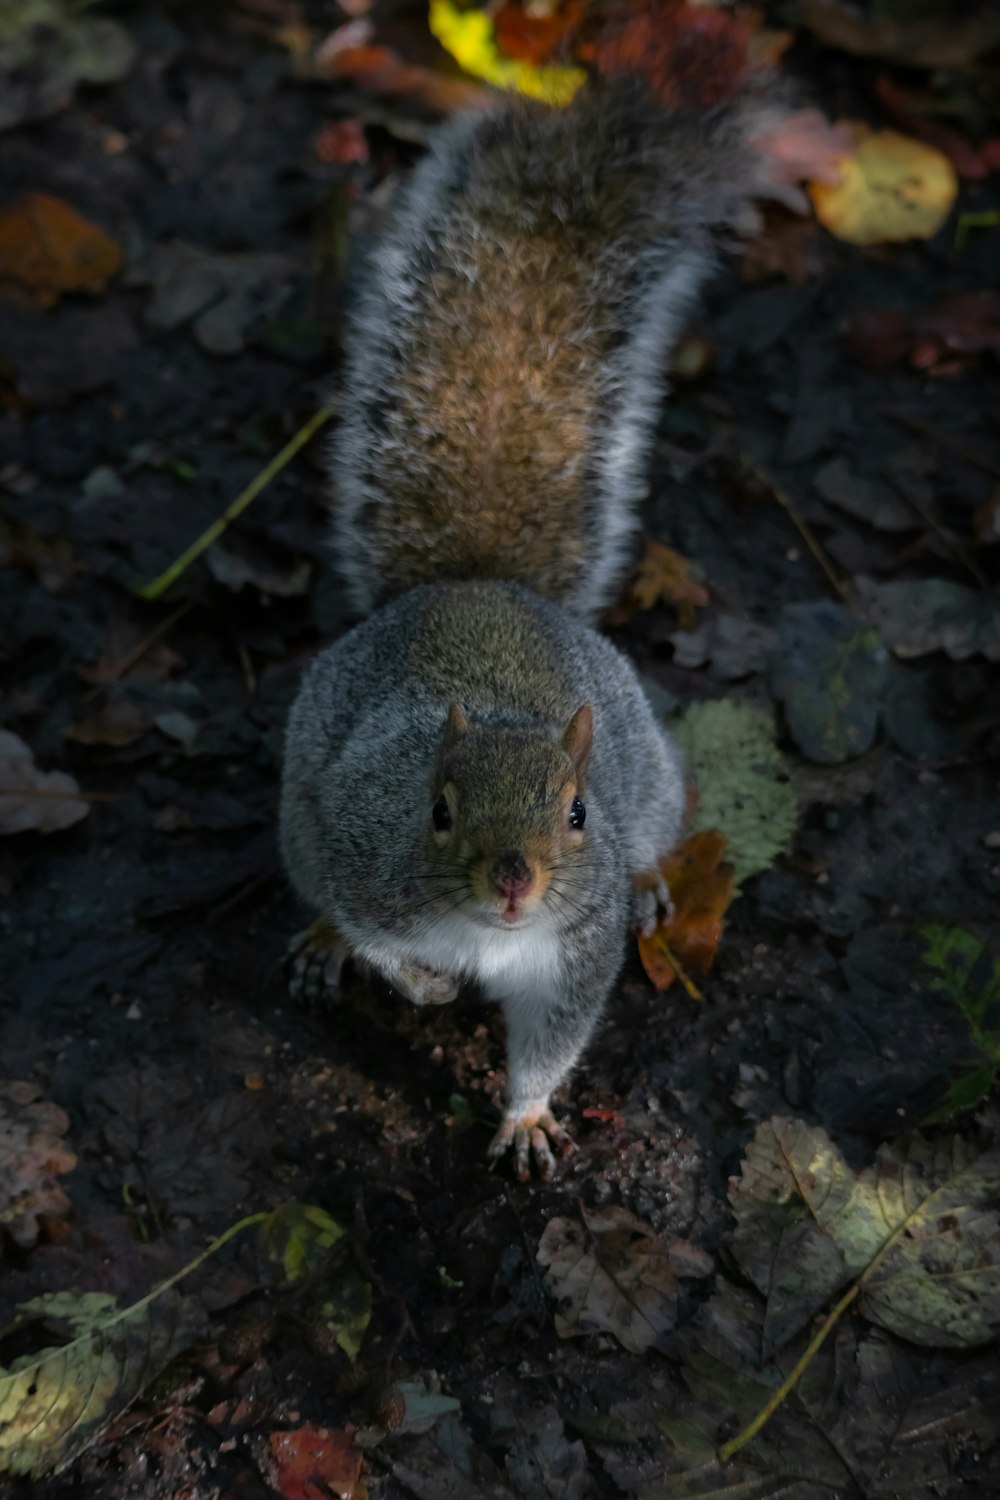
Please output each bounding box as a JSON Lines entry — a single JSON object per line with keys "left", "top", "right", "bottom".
{"left": 569, "top": 795, "right": 586, "bottom": 830}
{"left": 432, "top": 795, "right": 451, "bottom": 832}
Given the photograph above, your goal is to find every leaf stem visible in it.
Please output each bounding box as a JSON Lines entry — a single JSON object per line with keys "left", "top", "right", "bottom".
{"left": 134, "top": 406, "right": 334, "bottom": 602}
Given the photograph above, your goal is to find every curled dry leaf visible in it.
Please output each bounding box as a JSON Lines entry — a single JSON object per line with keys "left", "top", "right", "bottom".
{"left": 0, "top": 731, "right": 90, "bottom": 835}
{"left": 0, "top": 1082, "right": 76, "bottom": 1249}
{"left": 637, "top": 831, "right": 735, "bottom": 993}
{"left": 629, "top": 538, "right": 709, "bottom": 628}
{"left": 537, "top": 1204, "right": 712, "bottom": 1353}
{"left": 809, "top": 123, "right": 957, "bottom": 246}
{"left": 0, "top": 193, "right": 121, "bottom": 309}
{"left": 429, "top": 0, "right": 585, "bottom": 106}
{"left": 264, "top": 1424, "right": 367, "bottom": 1500}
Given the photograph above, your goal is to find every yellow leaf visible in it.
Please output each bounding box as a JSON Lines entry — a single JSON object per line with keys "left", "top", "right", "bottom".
{"left": 809, "top": 123, "right": 957, "bottom": 246}
{"left": 429, "top": 0, "right": 585, "bottom": 105}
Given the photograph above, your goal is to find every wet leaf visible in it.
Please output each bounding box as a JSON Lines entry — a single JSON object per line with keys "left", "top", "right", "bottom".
{"left": 0, "top": 193, "right": 121, "bottom": 309}
{"left": 920, "top": 924, "right": 1000, "bottom": 1124}
{"left": 630, "top": 539, "right": 710, "bottom": 628}
{"left": 265, "top": 1424, "right": 367, "bottom": 1500}
{"left": 315, "top": 1262, "right": 372, "bottom": 1362}
{"left": 581, "top": 3, "right": 754, "bottom": 111}
{"left": 429, "top": 0, "right": 585, "bottom": 105}
{"left": 670, "top": 613, "right": 778, "bottom": 682}
{"left": 809, "top": 124, "right": 957, "bottom": 246}
{"left": 673, "top": 701, "right": 798, "bottom": 883}
{"left": 638, "top": 832, "right": 735, "bottom": 993}
{"left": 856, "top": 577, "right": 1000, "bottom": 662}
{"left": 731, "top": 1117, "right": 1000, "bottom": 1354}
{"left": 494, "top": 1, "right": 583, "bottom": 66}
{"left": 316, "top": 38, "right": 491, "bottom": 114}
{"left": 770, "top": 602, "right": 891, "bottom": 764}
{"left": 395, "top": 1377, "right": 462, "bottom": 1435}
{"left": 135, "top": 242, "right": 300, "bottom": 356}
{"left": 261, "top": 1202, "right": 345, "bottom": 1284}
{"left": 537, "top": 1204, "right": 711, "bottom": 1353}
{"left": 0, "top": 1082, "right": 76, "bottom": 1249}
{"left": 0, "top": 730, "right": 90, "bottom": 835}
{"left": 0, "top": 1288, "right": 204, "bottom": 1477}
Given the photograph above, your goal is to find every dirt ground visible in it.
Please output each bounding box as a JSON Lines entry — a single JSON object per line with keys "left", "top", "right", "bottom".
{"left": 2, "top": 4, "right": 1000, "bottom": 1498}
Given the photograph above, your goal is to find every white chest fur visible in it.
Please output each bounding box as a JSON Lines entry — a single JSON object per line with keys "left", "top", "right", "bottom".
{"left": 404, "top": 909, "right": 564, "bottom": 1004}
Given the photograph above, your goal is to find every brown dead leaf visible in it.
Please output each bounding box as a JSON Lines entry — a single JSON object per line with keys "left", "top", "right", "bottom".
{"left": 0, "top": 192, "right": 121, "bottom": 309}
{"left": 0, "top": 730, "right": 90, "bottom": 835}
{"left": 537, "top": 1204, "right": 712, "bottom": 1353}
{"left": 65, "top": 698, "right": 152, "bottom": 748}
{"left": 494, "top": 0, "right": 583, "bottom": 65}
{"left": 638, "top": 830, "right": 735, "bottom": 992}
{"left": 314, "top": 119, "right": 369, "bottom": 165}
{"left": 630, "top": 538, "right": 709, "bottom": 627}
{"left": 318, "top": 41, "right": 492, "bottom": 115}
{"left": 0, "top": 1081, "right": 77, "bottom": 1249}
{"left": 582, "top": 2, "right": 754, "bottom": 110}
{"left": 264, "top": 1424, "right": 367, "bottom": 1500}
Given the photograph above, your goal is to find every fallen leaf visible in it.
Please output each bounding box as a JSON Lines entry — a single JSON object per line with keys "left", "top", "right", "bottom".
{"left": 0, "top": 193, "right": 121, "bottom": 309}
{"left": 265, "top": 1425, "right": 367, "bottom": 1500}
{"left": 0, "top": 0, "right": 136, "bottom": 132}
{"left": 537, "top": 1204, "right": 711, "bottom": 1353}
{"left": 504, "top": 1405, "right": 589, "bottom": 1500}
{"left": 731, "top": 1117, "right": 1000, "bottom": 1353}
{"left": 313, "top": 1262, "right": 372, "bottom": 1362}
{"left": 638, "top": 831, "right": 735, "bottom": 992}
{"left": 260, "top": 1201, "right": 345, "bottom": 1284}
{"left": 796, "top": 0, "right": 1000, "bottom": 67}
{"left": 0, "top": 1287, "right": 204, "bottom": 1478}
{"left": 741, "top": 209, "right": 825, "bottom": 284}
{"left": 0, "top": 731, "right": 90, "bottom": 835}
{"left": 429, "top": 0, "right": 585, "bottom": 105}
{"left": 812, "top": 455, "right": 916, "bottom": 532}
{"left": 856, "top": 576, "right": 1000, "bottom": 662}
{"left": 920, "top": 925, "right": 1000, "bottom": 1125}
{"left": 319, "top": 38, "right": 494, "bottom": 115}
{"left": 394, "top": 1376, "right": 462, "bottom": 1435}
{"left": 206, "top": 546, "right": 313, "bottom": 597}
{"left": 629, "top": 538, "right": 709, "bottom": 627}
{"left": 0, "top": 1082, "right": 76, "bottom": 1249}
{"left": 314, "top": 118, "right": 369, "bottom": 165}
{"left": 65, "top": 698, "right": 152, "bottom": 749}
{"left": 494, "top": 1, "right": 583, "bottom": 66}
{"left": 770, "top": 602, "right": 891, "bottom": 764}
{"left": 669, "top": 612, "right": 778, "bottom": 681}
{"left": 581, "top": 2, "right": 753, "bottom": 110}
{"left": 134, "top": 242, "right": 300, "bottom": 356}
{"left": 809, "top": 124, "right": 957, "bottom": 246}
{"left": 673, "top": 700, "right": 798, "bottom": 883}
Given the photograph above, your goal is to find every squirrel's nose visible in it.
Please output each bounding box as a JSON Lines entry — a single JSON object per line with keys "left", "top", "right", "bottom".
{"left": 492, "top": 851, "right": 534, "bottom": 899}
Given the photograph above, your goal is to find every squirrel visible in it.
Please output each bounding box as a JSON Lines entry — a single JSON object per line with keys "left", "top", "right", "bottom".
{"left": 281, "top": 78, "right": 806, "bottom": 1177}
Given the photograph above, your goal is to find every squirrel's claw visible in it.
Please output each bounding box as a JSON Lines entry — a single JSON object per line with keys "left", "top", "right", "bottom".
{"left": 630, "top": 875, "right": 674, "bottom": 938}
{"left": 286, "top": 918, "right": 352, "bottom": 1004}
{"left": 489, "top": 1107, "right": 577, "bottom": 1182}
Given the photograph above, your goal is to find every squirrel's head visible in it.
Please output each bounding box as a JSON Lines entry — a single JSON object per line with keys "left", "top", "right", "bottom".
{"left": 425, "top": 702, "right": 592, "bottom": 929}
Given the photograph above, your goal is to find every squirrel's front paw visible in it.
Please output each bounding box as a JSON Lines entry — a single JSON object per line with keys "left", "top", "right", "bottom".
{"left": 286, "top": 917, "right": 352, "bottom": 1004}
{"left": 630, "top": 873, "right": 674, "bottom": 938}
{"left": 488, "top": 1105, "right": 576, "bottom": 1182}
{"left": 394, "top": 962, "right": 460, "bottom": 1007}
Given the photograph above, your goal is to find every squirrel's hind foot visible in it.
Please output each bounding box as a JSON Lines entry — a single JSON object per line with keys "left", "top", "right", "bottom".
{"left": 286, "top": 918, "right": 352, "bottom": 1004}
{"left": 630, "top": 874, "right": 674, "bottom": 938}
{"left": 489, "top": 1106, "right": 577, "bottom": 1182}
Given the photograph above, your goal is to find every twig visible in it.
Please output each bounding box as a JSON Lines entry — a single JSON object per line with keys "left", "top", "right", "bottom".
{"left": 134, "top": 405, "right": 335, "bottom": 602}
{"left": 741, "top": 457, "right": 851, "bottom": 605}
{"left": 885, "top": 409, "right": 1000, "bottom": 482}
{"left": 656, "top": 937, "right": 704, "bottom": 1002}
{"left": 81, "top": 602, "right": 192, "bottom": 702}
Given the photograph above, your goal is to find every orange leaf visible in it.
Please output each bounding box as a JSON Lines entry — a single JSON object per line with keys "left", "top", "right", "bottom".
{"left": 630, "top": 538, "right": 709, "bottom": 626}
{"left": 638, "top": 831, "right": 735, "bottom": 993}
{"left": 582, "top": 2, "right": 753, "bottom": 110}
{"left": 0, "top": 192, "right": 121, "bottom": 309}
{"left": 266, "top": 1425, "right": 367, "bottom": 1500}
{"left": 494, "top": 1, "right": 583, "bottom": 65}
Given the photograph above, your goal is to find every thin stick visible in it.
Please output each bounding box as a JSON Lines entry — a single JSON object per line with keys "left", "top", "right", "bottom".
{"left": 742, "top": 457, "right": 850, "bottom": 605}
{"left": 81, "top": 602, "right": 192, "bottom": 702}
{"left": 885, "top": 410, "right": 1000, "bottom": 482}
{"left": 657, "top": 937, "right": 704, "bottom": 1002}
{"left": 134, "top": 405, "right": 335, "bottom": 602}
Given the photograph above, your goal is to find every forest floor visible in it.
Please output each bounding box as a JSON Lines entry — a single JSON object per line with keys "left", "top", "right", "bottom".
{"left": 2, "top": 3, "right": 1000, "bottom": 1498}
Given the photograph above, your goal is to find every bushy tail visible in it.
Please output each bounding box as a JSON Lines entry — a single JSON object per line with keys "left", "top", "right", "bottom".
{"left": 331, "top": 79, "right": 787, "bottom": 620}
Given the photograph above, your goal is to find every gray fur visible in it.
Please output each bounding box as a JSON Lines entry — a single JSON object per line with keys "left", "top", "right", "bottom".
{"left": 280, "top": 581, "right": 684, "bottom": 1140}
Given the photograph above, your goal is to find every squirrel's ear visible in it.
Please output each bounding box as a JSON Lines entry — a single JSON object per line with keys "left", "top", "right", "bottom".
{"left": 443, "top": 702, "right": 469, "bottom": 748}
{"left": 562, "top": 703, "right": 593, "bottom": 780}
